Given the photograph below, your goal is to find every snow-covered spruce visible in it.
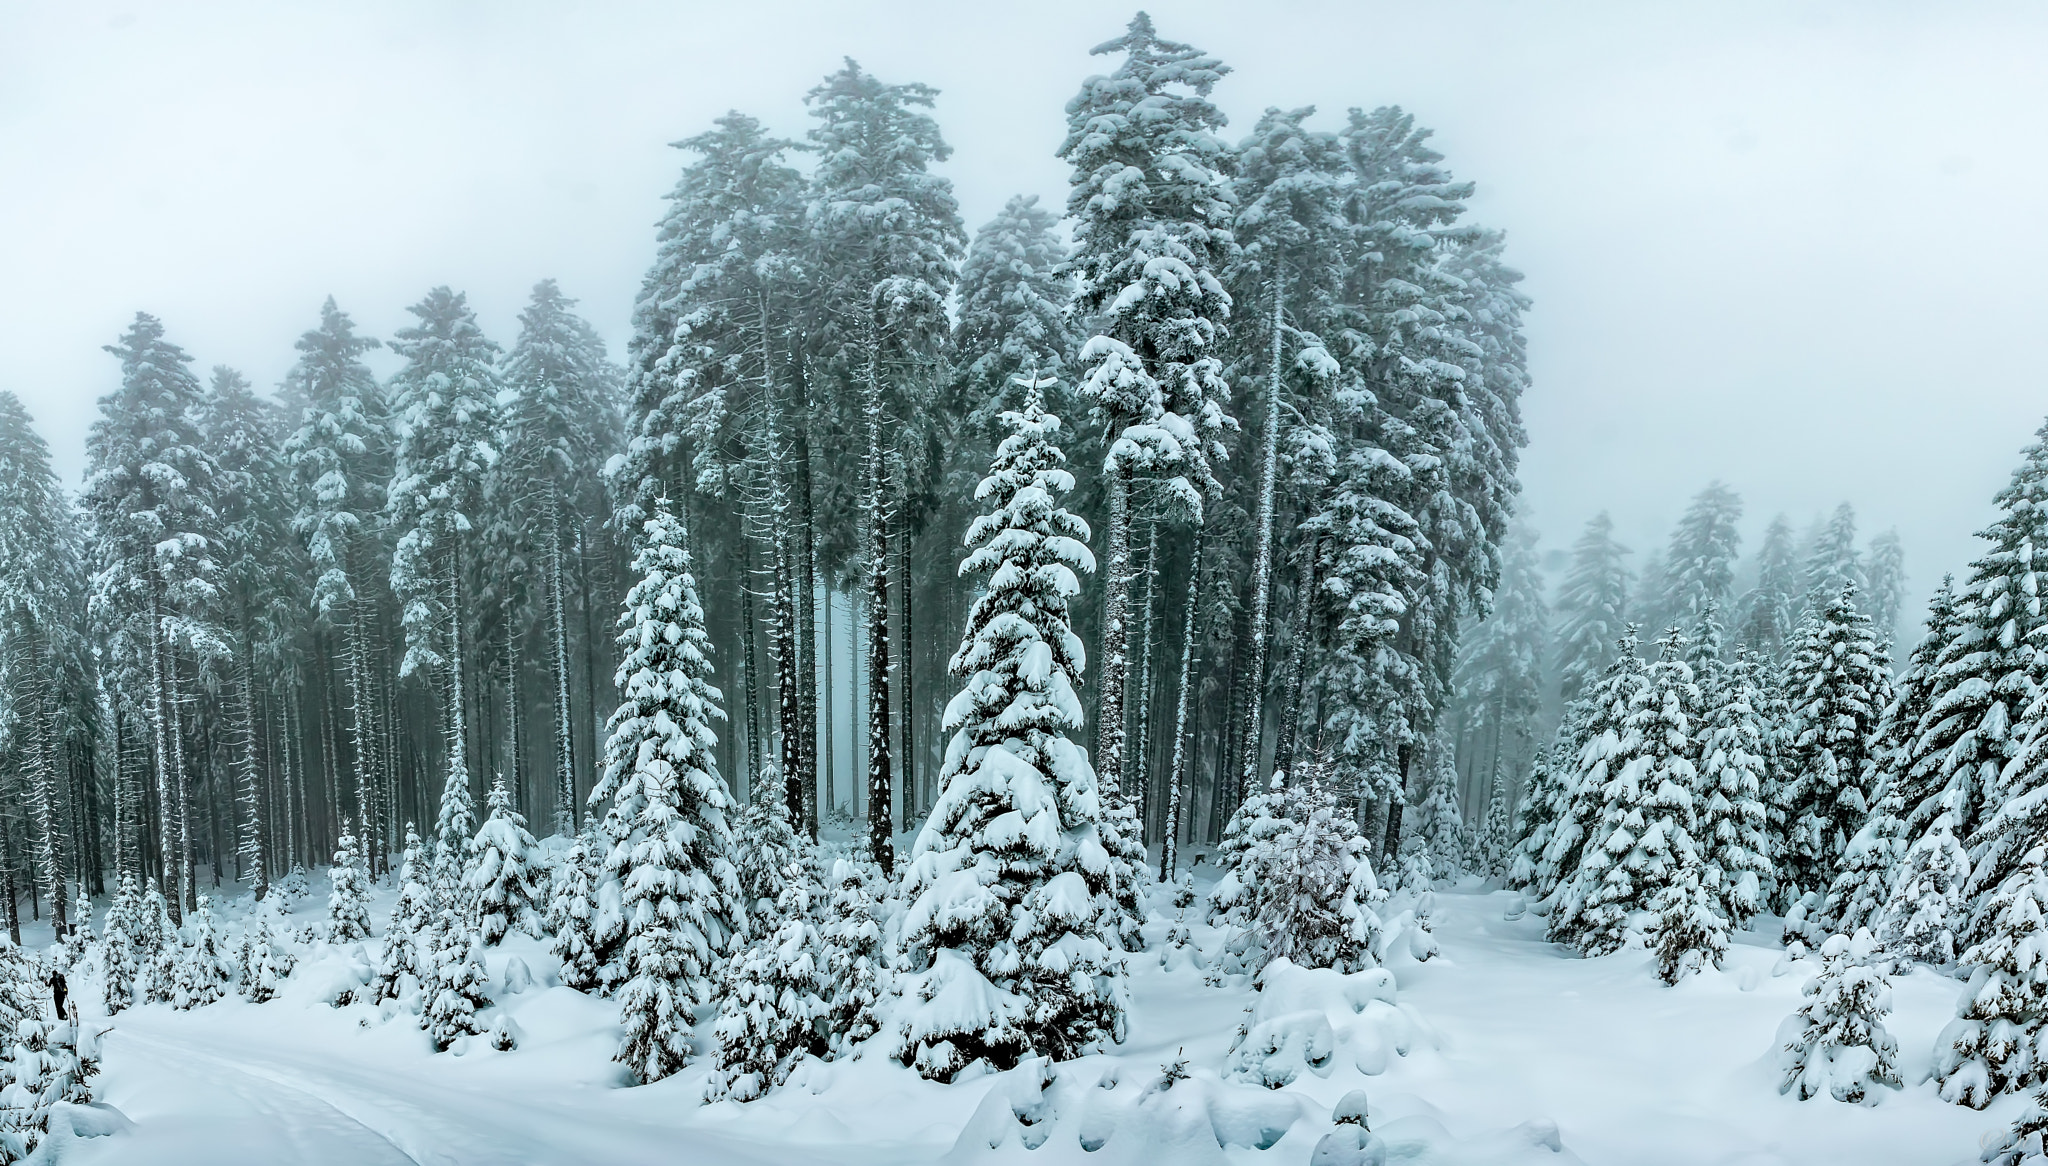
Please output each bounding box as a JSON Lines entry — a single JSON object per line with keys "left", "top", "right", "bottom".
{"left": 707, "top": 861, "right": 833, "bottom": 1101}
{"left": 1550, "top": 629, "right": 1706, "bottom": 960}
{"left": 545, "top": 824, "right": 621, "bottom": 995}
{"left": 1778, "top": 583, "right": 1886, "bottom": 905}
{"left": 375, "top": 823, "right": 435, "bottom": 1002}
{"left": 328, "top": 818, "right": 374, "bottom": 943}
{"left": 1648, "top": 859, "right": 1727, "bottom": 984}
{"left": 1935, "top": 841, "right": 2048, "bottom": 1108}
{"left": 1210, "top": 774, "right": 1293, "bottom": 927}
{"left": 1250, "top": 777, "right": 1386, "bottom": 974}
{"left": 1876, "top": 803, "right": 1970, "bottom": 966}
{"left": 1534, "top": 634, "right": 1650, "bottom": 903}
{"left": 731, "top": 777, "right": 806, "bottom": 931}
{"left": 419, "top": 908, "right": 491, "bottom": 1050}
{"left": 99, "top": 874, "right": 141, "bottom": 1014}
{"left": 1777, "top": 929, "right": 1901, "bottom": 1104}
{"left": 1416, "top": 744, "right": 1466, "bottom": 880}
{"left": 1691, "top": 648, "right": 1776, "bottom": 931}
{"left": 595, "top": 501, "right": 744, "bottom": 1084}
{"left": 821, "top": 855, "right": 887, "bottom": 1055}
{"left": 238, "top": 919, "right": 293, "bottom": 1004}
{"left": 467, "top": 774, "right": 542, "bottom": 945}
{"left": 138, "top": 879, "right": 180, "bottom": 1006}
{"left": 895, "top": 385, "right": 1127, "bottom": 1081}
{"left": 174, "top": 895, "right": 231, "bottom": 1008}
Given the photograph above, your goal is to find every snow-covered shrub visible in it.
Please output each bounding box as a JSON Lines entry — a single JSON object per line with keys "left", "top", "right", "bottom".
{"left": 375, "top": 824, "right": 433, "bottom": 1003}
{"left": 597, "top": 502, "right": 744, "bottom": 1083}
{"left": 894, "top": 387, "right": 1128, "bottom": 1082}
{"left": 1415, "top": 747, "right": 1466, "bottom": 879}
{"left": 707, "top": 862, "right": 833, "bottom": 1101}
{"left": 1777, "top": 930, "right": 1900, "bottom": 1103}
{"left": 467, "top": 775, "right": 542, "bottom": 945}
{"left": 328, "top": 819, "right": 374, "bottom": 943}
{"left": 1225, "top": 959, "right": 1429, "bottom": 1086}
{"left": 1984, "top": 1089, "right": 2048, "bottom": 1166}
{"left": 0, "top": 1018, "right": 90, "bottom": 1161}
{"left": 1311, "top": 1089, "right": 1388, "bottom": 1166}
{"left": 1936, "top": 842, "right": 2048, "bottom": 1108}
{"left": 275, "top": 865, "right": 310, "bottom": 912}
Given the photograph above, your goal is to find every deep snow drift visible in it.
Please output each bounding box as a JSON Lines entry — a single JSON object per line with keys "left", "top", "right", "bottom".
{"left": 19, "top": 864, "right": 2022, "bottom": 1166}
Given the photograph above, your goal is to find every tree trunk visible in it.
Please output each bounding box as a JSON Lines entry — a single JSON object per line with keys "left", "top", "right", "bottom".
{"left": 1095, "top": 463, "right": 1133, "bottom": 799}
{"left": 1160, "top": 528, "right": 1205, "bottom": 880}
{"left": 1239, "top": 272, "right": 1286, "bottom": 798}
{"left": 864, "top": 338, "right": 895, "bottom": 875}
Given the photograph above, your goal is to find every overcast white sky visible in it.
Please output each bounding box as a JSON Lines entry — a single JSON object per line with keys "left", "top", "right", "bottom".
{"left": 4, "top": 0, "right": 2045, "bottom": 621}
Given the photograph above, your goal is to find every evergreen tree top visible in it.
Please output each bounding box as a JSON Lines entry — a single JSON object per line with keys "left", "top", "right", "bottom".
{"left": 281, "top": 296, "right": 383, "bottom": 420}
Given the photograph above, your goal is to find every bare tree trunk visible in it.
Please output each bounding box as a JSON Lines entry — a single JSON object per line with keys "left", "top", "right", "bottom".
{"left": 864, "top": 337, "right": 894, "bottom": 875}
{"left": 1239, "top": 272, "right": 1286, "bottom": 798}
{"left": 1095, "top": 463, "right": 1133, "bottom": 800}
{"left": 1160, "top": 528, "right": 1204, "bottom": 880}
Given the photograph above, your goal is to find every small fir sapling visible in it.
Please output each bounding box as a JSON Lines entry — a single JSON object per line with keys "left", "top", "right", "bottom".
{"left": 467, "top": 775, "right": 543, "bottom": 945}
{"left": 1877, "top": 805, "right": 1971, "bottom": 967}
{"left": 707, "top": 862, "right": 834, "bottom": 1101}
{"left": 328, "top": 818, "right": 374, "bottom": 943}
{"left": 174, "top": 895, "right": 231, "bottom": 1008}
{"left": 1777, "top": 929, "right": 1901, "bottom": 1104}
{"left": 420, "top": 909, "right": 491, "bottom": 1050}
{"left": 376, "top": 824, "right": 435, "bottom": 1001}
{"left": 821, "top": 856, "right": 886, "bottom": 1055}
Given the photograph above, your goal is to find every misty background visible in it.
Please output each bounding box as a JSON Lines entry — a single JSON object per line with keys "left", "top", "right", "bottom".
{"left": 4, "top": 0, "right": 2045, "bottom": 621}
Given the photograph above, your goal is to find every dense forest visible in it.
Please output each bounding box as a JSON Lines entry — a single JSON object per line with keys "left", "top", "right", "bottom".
{"left": 8, "top": 13, "right": 2048, "bottom": 1159}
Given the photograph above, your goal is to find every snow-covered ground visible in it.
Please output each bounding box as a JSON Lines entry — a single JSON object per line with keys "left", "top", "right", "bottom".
{"left": 44, "top": 874, "right": 2028, "bottom": 1166}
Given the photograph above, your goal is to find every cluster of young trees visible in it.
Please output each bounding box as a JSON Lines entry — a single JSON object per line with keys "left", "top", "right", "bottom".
{"left": 0, "top": 12, "right": 1530, "bottom": 956}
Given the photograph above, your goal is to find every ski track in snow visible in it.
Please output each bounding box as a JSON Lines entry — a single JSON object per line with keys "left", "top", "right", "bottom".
{"left": 49, "top": 883, "right": 2047, "bottom": 1165}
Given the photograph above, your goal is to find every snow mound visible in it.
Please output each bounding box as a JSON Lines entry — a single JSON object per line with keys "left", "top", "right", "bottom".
{"left": 1226, "top": 959, "right": 1436, "bottom": 1086}
{"left": 944, "top": 1056, "right": 1319, "bottom": 1165}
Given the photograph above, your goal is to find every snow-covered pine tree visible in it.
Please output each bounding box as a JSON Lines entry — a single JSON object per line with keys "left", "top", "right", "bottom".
{"left": 375, "top": 823, "right": 433, "bottom": 1001}
{"left": 821, "top": 855, "right": 886, "bottom": 1055}
{"left": 1777, "top": 929, "right": 1901, "bottom": 1103}
{"left": 706, "top": 861, "right": 833, "bottom": 1101}
{"left": 895, "top": 384, "right": 1126, "bottom": 1080}
{"left": 99, "top": 874, "right": 141, "bottom": 1014}
{"left": 1935, "top": 839, "right": 2048, "bottom": 1108}
{"left": 420, "top": 906, "right": 491, "bottom": 1051}
{"left": 1658, "top": 482, "right": 1743, "bottom": 625}
{"left": 544, "top": 824, "right": 618, "bottom": 995}
{"left": 1550, "top": 629, "right": 1702, "bottom": 958}
{"left": 1535, "top": 633, "right": 1650, "bottom": 901}
{"left": 387, "top": 287, "right": 499, "bottom": 899}
{"left": 282, "top": 297, "right": 391, "bottom": 875}
{"left": 954, "top": 195, "right": 1077, "bottom": 432}
{"left": 1209, "top": 773, "right": 1292, "bottom": 926}
{"left": 1802, "top": 504, "right": 1865, "bottom": 613}
{"left": 1508, "top": 745, "right": 1562, "bottom": 889}
{"left": 1863, "top": 529, "right": 1906, "bottom": 650}
{"left": 1060, "top": 12, "right": 1237, "bottom": 803}
{"left": 1738, "top": 515, "right": 1800, "bottom": 660}
{"left": 137, "top": 880, "right": 179, "bottom": 1005}
{"left": 1649, "top": 856, "right": 1728, "bottom": 983}
{"left": 467, "top": 775, "right": 542, "bottom": 945}
{"left": 84, "top": 314, "right": 226, "bottom": 922}
{"left": 499, "top": 279, "right": 620, "bottom": 836}
{"left": 1779, "top": 583, "right": 1886, "bottom": 903}
{"left": 1693, "top": 649, "right": 1777, "bottom": 930}
{"left": 1552, "top": 513, "right": 1633, "bottom": 705}
{"left": 803, "top": 59, "right": 966, "bottom": 858}
{"left": 328, "top": 819, "right": 373, "bottom": 943}
{"left": 239, "top": 919, "right": 292, "bottom": 1003}
{"left": 597, "top": 501, "right": 743, "bottom": 1083}
{"left": 198, "top": 367, "right": 295, "bottom": 897}
{"left": 1226, "top": 103, "right": 1350, "bottom": 804}
{"left": 0, "top": 391, "right": 83, "bottom": 935}
{"left": 1477, "top": 767, "right": 1512, "bottom": 879}
{"left": 1877, "top": 803, "right": 1969, "bottom": 966}
{"left": 173, "top": 895, "right": 230, "bottom": 1009}
{"left": 1252, "top": 777, "right": 1386, "bottom": 973}
{"left": 1817, "top": 773, "right": 1908, "bottom": 942}
{"left": 731, "top": 777, "right": 805, "bottom": 932}
{"left": 1877, "top": 577, "right": 1959, "bottom": 847}
{"left": 1416, "top": 745, "right": 1466, "bottom": 879}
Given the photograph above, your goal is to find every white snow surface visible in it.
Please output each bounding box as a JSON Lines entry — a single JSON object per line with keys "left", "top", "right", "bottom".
{"left": 37, "top": 871, "right": 2031, "bottom": 1165}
